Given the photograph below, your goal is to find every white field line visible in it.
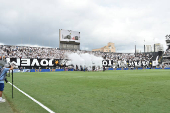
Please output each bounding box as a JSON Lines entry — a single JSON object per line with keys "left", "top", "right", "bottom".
{"left": 8, "top": 82, "right": 55, "bottom": 113}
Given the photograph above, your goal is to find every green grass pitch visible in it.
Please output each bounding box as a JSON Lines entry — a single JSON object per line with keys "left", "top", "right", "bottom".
{"left": 3, "top": 70, "right": 170, "bottom": 113}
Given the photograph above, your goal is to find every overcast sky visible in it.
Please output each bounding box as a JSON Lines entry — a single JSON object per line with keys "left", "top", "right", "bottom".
{"left": 0, "top": 0, "right": 169, "bottom": 53}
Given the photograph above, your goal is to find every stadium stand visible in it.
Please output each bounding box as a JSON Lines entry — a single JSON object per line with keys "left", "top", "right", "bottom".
{"left": 1, "top": 44, "right": 170, "bottom": 69}
{"left": 0, "top": 45, "right": 156, "bottom": 61}
{"left": 0, "top": 45, "right": 161, "bottom": 68}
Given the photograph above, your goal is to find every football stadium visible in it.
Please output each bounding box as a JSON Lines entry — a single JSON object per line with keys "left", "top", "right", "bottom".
{"left": 0, "top": 29, "right": 170, "bottom": 113}
{"left": 1, "top": 1, "right": 170, "bottom": 113}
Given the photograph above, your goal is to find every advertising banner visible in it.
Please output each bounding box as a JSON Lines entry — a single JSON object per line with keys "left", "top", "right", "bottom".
{"left": 10, "top": 58, "right": 68, "bottom": 67}
{"left": 10, "top": 58, "right": 154, "bottom": 68}
{"left": 102, "top": 60, "right": 153, "bottom": 68}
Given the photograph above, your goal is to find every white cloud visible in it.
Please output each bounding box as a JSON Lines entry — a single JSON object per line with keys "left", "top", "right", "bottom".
{"left": 0, "top": 43, "right": 4, "bottom": 45}
{"left": 0, "top": 0, "right": 169, "bottom": 52}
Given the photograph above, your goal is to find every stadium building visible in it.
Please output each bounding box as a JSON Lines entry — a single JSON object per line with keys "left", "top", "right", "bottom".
{"left": 145, "top": 45, "right": 152, "bottom": 52}
{"left": 154, "top": 43, "right": 164, "bottom": 52}
{"left": 92, "top": 42, "right": 116, "bottom": 53}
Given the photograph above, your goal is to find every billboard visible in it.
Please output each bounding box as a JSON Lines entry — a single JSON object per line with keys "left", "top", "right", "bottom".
{"left": 10, "top": 58, "right": 154, "bottom": 69}
{"left": 102, "top": 60, "right": 153, "bottom": 68}
{"left": 59, "top": 29, "right": 80, "bottom": 43}
{"left": 9, "top": 58, "right": 69, "bottom": 68}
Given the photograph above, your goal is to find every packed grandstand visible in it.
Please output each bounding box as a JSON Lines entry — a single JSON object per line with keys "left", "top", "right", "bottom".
{"left": 0, "top": 44, "right": 170, "bottom": 69}
{"left": 0, "top": 45, "right": 156, "bottom": 60}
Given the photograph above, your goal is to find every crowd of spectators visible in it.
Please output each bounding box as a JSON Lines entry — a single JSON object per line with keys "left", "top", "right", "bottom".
{"left": 0, "top": 45, "right": 68, "bottom": 59}
{"left": 1, "top": 45, "right": 170, "bottom": 68}
{"left": 0, "top": 45, "right": 156, "bottom": 61}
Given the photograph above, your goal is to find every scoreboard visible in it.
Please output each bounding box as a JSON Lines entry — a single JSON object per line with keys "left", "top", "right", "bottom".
{"left": 59, "top": 29, "right": 80, "bottom": 50}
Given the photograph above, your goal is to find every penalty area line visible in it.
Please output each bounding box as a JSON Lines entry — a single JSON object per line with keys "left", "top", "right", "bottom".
{"left": 8, "top": 82, "right": 55, "bottom": 113}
